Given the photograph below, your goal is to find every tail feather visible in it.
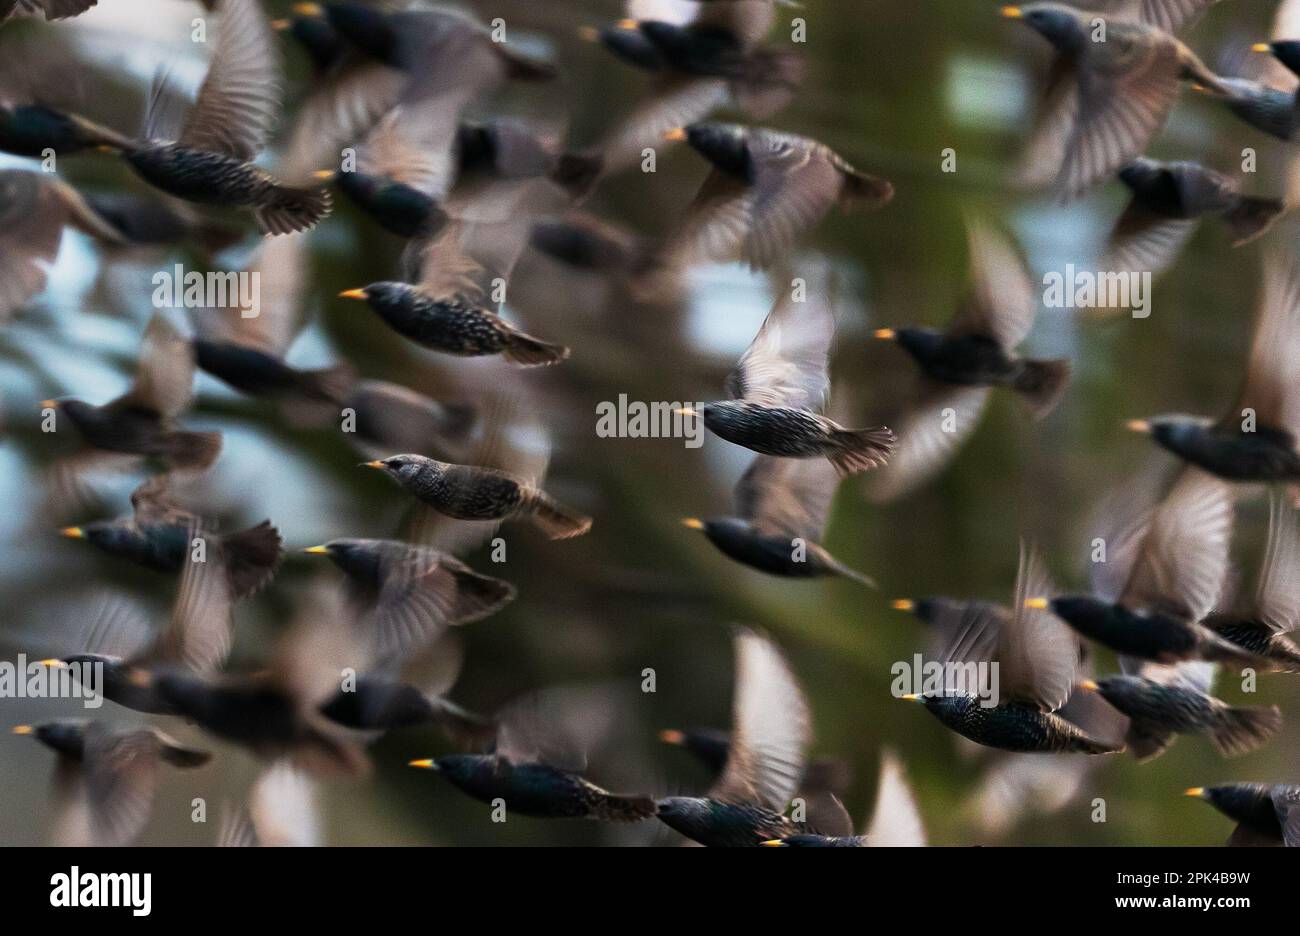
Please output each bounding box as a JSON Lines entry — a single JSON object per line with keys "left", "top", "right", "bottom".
{"left": 220, "top": 520, "right": 283, "bottom": 600}
{"left": 1210, "top": 705, "right": 1283, "bottom": 757}
{"left": 1224, "top": 195, "right": 1285, "bottom": 246}
{"left": 503, "top": 330, "right": 570, "bottom": 367}
{"left": 827, "top": 426, "right": 895, "bottom": 477}
{"left": 256, "top": 186, "right": 332, "bottom": 235}
{"left": 164, "top": 430, "right": 222, "bottom": 471}
{"left": 1012, "top": 358, "right": 1071, "bottom": 418}
{"left": 524, "top": 490, "right": 592, "bottom": 540}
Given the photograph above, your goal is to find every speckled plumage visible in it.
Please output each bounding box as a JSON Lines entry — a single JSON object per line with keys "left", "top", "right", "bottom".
{"left": 656, "top": 796, "right": 803, "bottom": 847}
{"left": 918, "top": 696, "right": 1121, "bottom": 754}
{"left": 427, "top": 755, "right": 656, "bottom": 821}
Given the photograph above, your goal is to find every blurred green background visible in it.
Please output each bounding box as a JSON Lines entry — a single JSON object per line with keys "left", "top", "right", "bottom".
{"left": 1, "top": 0, "right": 1297, "bottom": 845}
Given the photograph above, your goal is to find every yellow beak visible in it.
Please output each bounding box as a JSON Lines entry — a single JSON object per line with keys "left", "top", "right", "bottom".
{"left": 616, "top": 18, "right": 639, "bottom": 30}
{"left": 1184, "top": 787, "right": 1205, "bottom": 798}
{"left": 1079, "top": 679, "right": 1099, "bottom": 691}
{"left": 1023, "top": 597, "right": 1050, "bottom": 610}
{"left": 11, "top": 725, "right": 33, "bottom": 735}
{"left": 759, "top": 839, "right": 788, "bottom": 847}
{"left": 680, "top": 518, "right": 705, "bottom": 530}
{"left": 408, "top": 758, "right": 436, "bottom": 769}
{"left": 663, "top": 127, "right": 688, "bottom": 142}
{"left": 673, "top": 407, "right": 697, "bottom": 417}
{"left": 900, "top": 693, "right": 924, "bottom": 703}
{"left": 311, "top": 169, "right": 336, "bottom": 180}
{"left": 292, "top": 2, "right": 323, "bottom": 16}
{"left": 40, "top": 399, "right": 57, "bottom": 409}
{"left": 362, "top": 460, "right": 386, "bottom": 469}
{"left": 35, "top": 659, "right": 67, "bottom": 668}
{"left": 59, "top": 527, "right": 84, "bottom": 540}
{"left": 1001, "top": 5, "right": 1023, "bottom": 18}
{"left": 303, "top": 545, "right": 329, "bottom": 555}
{"left": 338, "top": 288, "right": 369, "bottom": 300}
{"left": 891, "top": 599, "right": 914, "bottom": 612}
{"left": 1126, "top": 419, "right": 1151, "bottom": 434}
{"left": 873, "top": 328, "right": 896, "bottom": 340}
{"left": 1252, "top": 42, "right": 1272, "bottom": 53}
{"left": 658, "top": 729, "right": 686, "bottom": 745}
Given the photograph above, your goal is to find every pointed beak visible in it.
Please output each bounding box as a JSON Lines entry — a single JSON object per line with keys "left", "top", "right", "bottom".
{"left": 1184, "top": 787, "right": 1206, "bottom": 798}
{"left": 361, "top": 460, "right": 386, "bottom": 470}
{"left": 59, "top": 527, "right": 84, "bottom": 540}
{"left": 890, "top": 599, "right": 914, "bottom": 612}
{"left": 1126, "top": 419, "right": 1151, "bottom": 434}
{"left": 663, "top": 127, "right": 688, "bottom": 142}
{"left": 759, "top": 839, "right": 788, "bottom": 847}
{"left": 312, "top": 169, "right": 336, "bottom": 180}
{"left": 408, "top": 758, "right": 438, "bottom": 770}
{"left": 303, "top": 545, "right": 329, "bottom": 555}
{"left": 1000, "top": 5, "right": 1023, "bottom": 17}
{"left": 338, "top": 288, "right": 369, "bottom": 300}
{"left": 673, "top": 406, "right": 697, "bottom": 417}
{"left": 900, "top": 693, "right": 924, "bottom": 703}
{"left": 40, "top": 399, "right": 57, "bottom": 409}
{"left": 680, "top": 517, "right": 705, "bottom": 530}
{"left": 873, "top": 328, "right": 896, "bottom": 340}
{"left": 616, "top": 18, "right": 639, "bottom": 30}
{"left": 292, "top": 2, "right": 322, "bottom": 15}
{"left": 1079, "top": 679, "right": 1099, "bottom": 692}
{"left": 11, "top": 725, "right": 33, "bottom": 735}
{"left": 1251, "top": 42, "right": 1272, "bottom": 53}
{"left": 658, "top": 729, "right": 686, "bottom": 745}
{"left": 1023, "top": 597, "right": 1050, "bottom": 610}
{"left": 35, "top": 659, "right": 67, "bottom": 668}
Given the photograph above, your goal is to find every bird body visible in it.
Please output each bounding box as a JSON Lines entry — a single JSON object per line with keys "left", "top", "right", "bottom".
{"left": 913, "top": 695, "right": 1121, "bottom": 754}
{"left": 701, "top": 401, "right": 892, "bottom": 475}
{"left": 1203, "top": 615, "right": 1300, "bottom": 672}
{"left": 332, "top": 170, "right": 445, "bottom": 238}
{"left": 54, "top": 399, "right": 221, "bottom": 470}
{"left": 193, "top": 340, "right": 350, "bottom": 404}
{"left": 691, "top": 516, "right": 864, "bottom": 582}
{"left": 423, "top": 755, "right": 656, "bottom": 821}
{"left": 656, "top": 795, "right": 801, "bottom": 846}
{"left": 1146, "top": 423, "right": 1300, "bottom": 482}
{"left": 1188, "top": 783, "right": 1299, "bottom": 846}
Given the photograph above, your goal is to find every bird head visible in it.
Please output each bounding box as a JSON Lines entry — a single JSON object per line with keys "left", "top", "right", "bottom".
{"left": 1186, "top": 783, "right": 1268, "bottom": 825}
{"left": 1256, "top": 40, "right": 1300, "bottom": 79}
{"left": 1035, "top": 594, "right": 1105, "bottom": 636}
{"left": 361, "top": 454, "right": 438, "bottom": 485}
{"left": 304, "top": 538, "right": 381, "bottom": 578}
{"left": 876, "top": 326, "right": 944, "bottom": 362}
{"left": 1125, "top": 414, "right": 1211, "bottom": 449}
{"left": 339, "top": 281, "right": 404, "bottom": 309}
{"left": 674, "top": 123, "right": 754, "bottom": 181}
{"left": 1002, "top": 3, "right": 1087, "bottom": 51}
{"left": 59, "top": 520, "right": 131, "bottom": 553}
{"left": 19, "top": 720, "right": 87, "bottom": 758}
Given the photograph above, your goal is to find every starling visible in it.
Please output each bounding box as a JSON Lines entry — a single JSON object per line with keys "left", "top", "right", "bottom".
{"left": 61, "top": 474, "right": 283, "bottom": 600}
{"left": 341, "top": 379, "right": 479, "bottom": 463}
{"left": 0, "top": 102, "right": 127, "bottom": 158}
{"left": 80, "top": 190, "right": 243, "bottom": 253}
{"left": 682, "top": 455, "right": 874, "bottom": 585}
{"left": 1185, "top": 783, "right": 1300, "bottom": 846}
{"left": 98, "top": 0, "right": 332, "bottom": 235}
{"left": 901, "top": 542, "right": 1123, "bottom": 754}
{"left": 190, "top": 233, "right": 354, "bottom": 407}
{"left": 1087, "top": 661, "right": 1283, "bottom": 760}
{"left": 147, "top": 590, "right": 371, "bottom": 776}
{"left": 1041, "top": 468, "right": 1272, "bottom": 669}
{"left": 652, "top": 122, "right": 893, "bottom": 272}
{"left": 338, "top": 225, "right": 569, "bottom": 367}
{"left": 1202, "top": 495, "right": 1300, "bottom": 672}
{"left": 870, "top": 220, "right": 1070, "bottom": 501}
{"left": 1102, "top": 158, "right": 1284, "bottom": 280}
{"left": 13, "top": 720, "right": 209, "bottom": 847}
{"left": 44, "top": 527, "right": 235, "bottom": 713}
{"left": 1004, "top": 2, "right": 1231, "bottom": 200}
{"left": 303, "top": 537, "right": 515, "bottom": 663}
{"left": 656, "top": 628, "right": 815, "bottom": 846}
{"left": 578, "top": 0, "right": 804, "bottom": 175}
{"left": 680, "top": 281, "right": 895, "bottom": 476}
{"left": 1128, "top": 251, "right": 1300, "bottom": 488}
{"left": 321, "top": 675, "right": 492, "bottom": 745}
{"left": 761, "top": 750, "right": 927, "bottom": 847}
{"left": 361, "top": 453, "right": 591, "bottom": 540}
{"left": 1198, "top": 39, "right": 1300, "bottom": 141}
{"left": 42, "top": 314, "right": 222, "bottom": 473}
{"left": 408, "top": 686, "right": 655, "bottom": 822}
{"left": 658, "top": 727, "right": 852, "bottom": 807}
{"left": 218, "top": 761, "right": 321, "bottom": 847}
{"left": 0, "top": 169, "right": 128, "bottom": 321}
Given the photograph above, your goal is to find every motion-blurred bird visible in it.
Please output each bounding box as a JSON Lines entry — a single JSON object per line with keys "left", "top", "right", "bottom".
{"left": 682, "top": 455, "right": 874, "bottom": 585}
{"left": 13, "top": 720, "right": 209, "bottom": 847}
{"left": 901, "top": 543, "right": 1123, "bottom": 754}
{"left": 218, "top": 761, "right": 321, "bottom": 847}
{"left": 681, "top": 282, "right": 894, "bottom": 475}
{"left": 1185, "top": 782, "right": 1300, "bottom": 845}
{"left": 1004, "top": 1, "right": 1231, "bottom": 200}
{"left": 340, "top": 379, "right": 478, "bottom": 463}
{"left": 656, "top": 627, "right": 815, "bottom": 846}
{"left": 1102, "top": 158, "right": 1283, "bottom": 280}
{"left": 871, "top": 220, "right": 1070, "bottom": 501}
{"left": 1087, "top": 661, "right": 1282, "bottom": 759}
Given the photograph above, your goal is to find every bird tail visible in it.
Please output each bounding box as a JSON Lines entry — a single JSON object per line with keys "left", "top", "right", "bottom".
{"left": 256, "top": 185, "right": 332, "bottom": 235}
{"left": 551, "top": 151, "right": 604, "bottom": 202}
{"left": 1224, "top": 196, "right": 1285, "bottom": 246}
{"left": 1210, "top": 705, "right": 1283, "bottom": 757}
{"left": 523, "top": 490, "right": 592, "bottom": 540}
{"left": 219, "top": 520, "right": 283, "bottom": 600}
{"left": 1012, "top": 358, "right": 1071, "bottom": 419}
{"left": 734, "top": 48, "right": 805, "bottom": 118}
{"left": 502, "top": 329, "right": 571, "bottom": 367}
{"left": 827, "top": 426, "right": 896, "bottom": 477}
{"left": 164, "top": 430, "right": 223, "bottom": 471}
{"left": 298, "top": 362, "right": 356, "bottom": 406}
{"left": 840, "top": 168, "right": 895, "bottom": 210}
{"left": 591, "top": 792, "right": 658, "bottom": 822}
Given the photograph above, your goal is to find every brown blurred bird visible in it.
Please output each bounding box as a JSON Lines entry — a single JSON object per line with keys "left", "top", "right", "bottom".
{"left": 871, "top": 220, "right": 1070, "bottom": 502}
{"left": 681, "top": 281, "right": 895, "bottom": 476}
{"left": 14, "top": 720, "right": 210, "bottom": 847}
{"left": 1004, "top": 1, "right": 1231, "bottom": 200}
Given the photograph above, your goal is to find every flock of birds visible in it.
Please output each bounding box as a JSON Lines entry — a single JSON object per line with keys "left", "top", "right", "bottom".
{"left": 1, "top": 0, "right": 1300, "bottom": 846}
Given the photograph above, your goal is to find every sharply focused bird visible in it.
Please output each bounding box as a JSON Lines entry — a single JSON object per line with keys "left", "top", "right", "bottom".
{"left": 681, "top": 281, "right": 894, "bottom": 475}
{"left": 870, "top": 220, "right": 1070, "bottom": 501}
{"left": 656, "top": 627, "right": 815, "bottom": 846}
{"left": 1004, "top": 1, "right": 1231, "bottom": 200}
{"left": 1185, "top": 782, "right": 1300, "bottom": 845}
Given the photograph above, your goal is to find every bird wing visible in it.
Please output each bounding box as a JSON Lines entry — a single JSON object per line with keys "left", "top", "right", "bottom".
{"left": 79, "top": 725, "right": 163, "bottom": 848}
{"left": 864, "top": 749, "right": 926, "bottom": 846}
{"left": 711, "top": 627, "right": 811, "bottom": 812}
{"left": 598, "top": 77, "right": 731, "bottom": 174}
{"left": 1102, "top": 0, "right": 1220, "bottom": 33}
{"left": 1232, "top": 250, "right": 1300, "bottom": 438}
{"left": 0, "top": 170, "right": 71, "bottom": 321}
{"left": 359, "top": 99, "right": 460, "bottom": 199}
{"left": 135, "top": 525, "right": 233, "bottom": 673}
{"left": 744, "top": 134, "right": 848, "bottom": 269}
{"left": 1255, "top": 495, "right": 1300, "bottom": 633}
{"left": 1101, "top": 199, "right": 1198, "bottom": 281}
{"left": 865, "top": 383, "right": 989, "bottom": 503}
{"left": 179, "top": 0, "right": 282, "bottom": 160}
{"left": 1120, "top": 468, "right": 1233, "bottom": 621}
{"left": 1015, "top": 57, "right": 1080, "bottom": 192}
{"left": 1057, "top": 34, "right": 1182, "bottom": 200}
{"left": 71, "top": 590, "right": 156, "bottom": 661}
{"left": 494, "top": 685, "right": 626, "bottom": 771}
{"left": 692, "top": 0, "right": 777, "bottom": 48}
{"left": 247, "top": 762, "right": 320, "bottom": 846}
{"left": 725, "top": 282, "right": 834, "bottom": 410}
{"left": 117, "top": 315, "right": 197, "bottom": 420}
{"left": 737, "top": 455, "right": 839, "bottom": 541}
{"left": 947, "top": 218, "right": 1037, "bottom": 351}
{"left": 129, "top": 474, "right": 193, "bottom": 526}
{"left": 998, "top": 541, "right": 1078, "bottom": 712}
